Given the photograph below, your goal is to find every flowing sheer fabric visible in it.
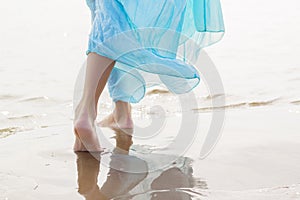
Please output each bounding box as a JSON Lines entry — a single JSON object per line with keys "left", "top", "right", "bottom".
{"left": 85, "top": 0, "right": 225, "bottom": 103}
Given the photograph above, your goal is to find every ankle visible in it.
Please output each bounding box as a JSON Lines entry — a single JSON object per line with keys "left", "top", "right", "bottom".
{"left": 114, "top": 101, "right": 131, "bottom": 115}
{"left": 74, "top": 102, "right": 97, "bottom": 121}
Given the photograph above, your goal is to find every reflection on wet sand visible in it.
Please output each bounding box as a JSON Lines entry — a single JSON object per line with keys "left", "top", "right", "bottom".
{"left": 75, "top": 130, "right": 206, "bottom": 200}
{"left": 150, "top": 168, "right": 194, "bottom": 200}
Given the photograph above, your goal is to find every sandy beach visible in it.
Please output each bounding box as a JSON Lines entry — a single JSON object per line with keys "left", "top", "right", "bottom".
{"left": 1, "top": 0, "right": 300, "bottom": 199}
{"left": 0, "top": 106, "right": 300, "bottom": 199}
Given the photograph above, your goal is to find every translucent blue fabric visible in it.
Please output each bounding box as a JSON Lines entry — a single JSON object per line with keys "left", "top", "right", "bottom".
{"left": 86, "top": 0, "right": 225, "bottom": 103}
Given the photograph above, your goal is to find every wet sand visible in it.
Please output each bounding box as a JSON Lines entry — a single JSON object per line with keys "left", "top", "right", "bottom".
{"left": 0, "top": 106, "right": 299, "bottom": 200}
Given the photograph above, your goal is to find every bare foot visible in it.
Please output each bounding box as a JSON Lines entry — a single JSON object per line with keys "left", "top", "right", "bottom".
{"left": 97, "top": 101, "right": 133, "bottom": 131}
{"left": 97, "top": 112, "right": 133, "bottom": 130}
{"left": 73, "top": 103, "right": 102, "bottom": 152}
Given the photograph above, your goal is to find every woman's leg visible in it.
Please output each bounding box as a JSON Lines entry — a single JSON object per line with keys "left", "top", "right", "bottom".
{"left": 97, "top": 68, "right": 136, "bottom": 130}
{"left": 73, "top": 52, "right": 115, "bottom": 152}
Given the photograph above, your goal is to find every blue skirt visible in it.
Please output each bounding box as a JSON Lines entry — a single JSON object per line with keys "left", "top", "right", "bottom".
{"left": 86, "top": 0, "right": 225, "bottom": 103}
